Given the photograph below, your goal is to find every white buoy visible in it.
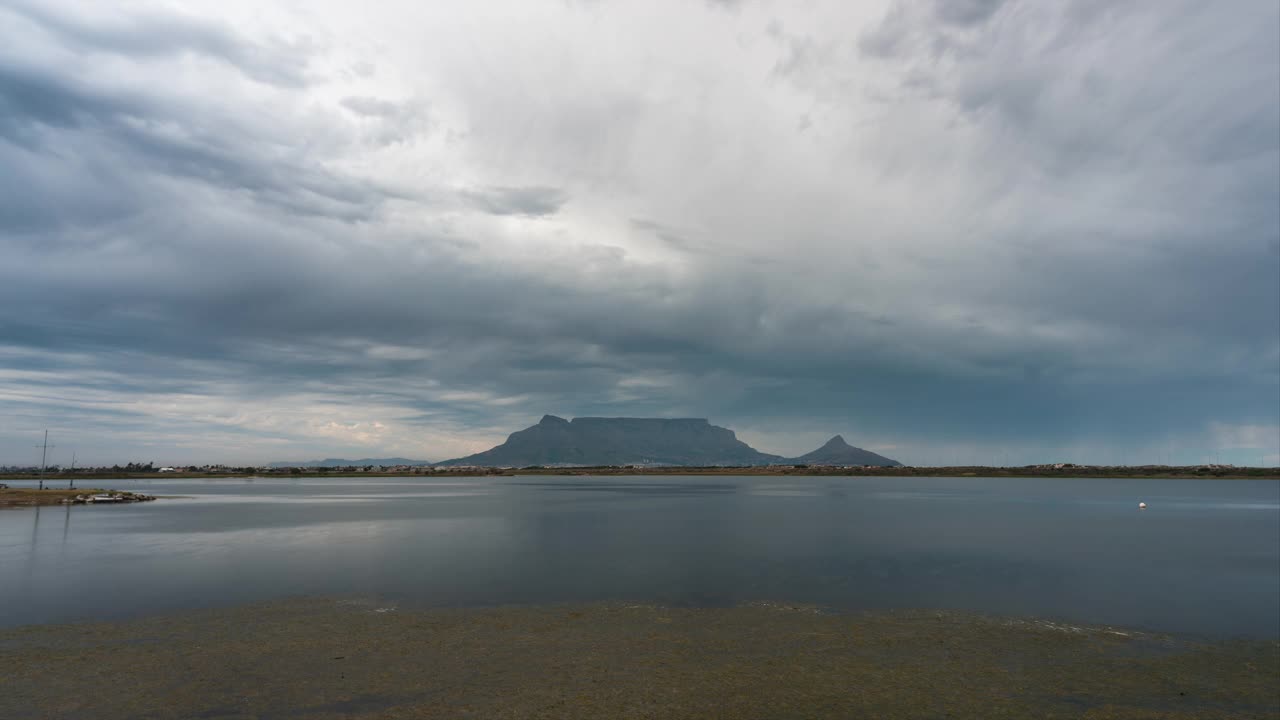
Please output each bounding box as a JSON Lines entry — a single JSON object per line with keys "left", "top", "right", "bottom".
{"left": 1139, "top": 502, "right": 1147, "bottom": 509}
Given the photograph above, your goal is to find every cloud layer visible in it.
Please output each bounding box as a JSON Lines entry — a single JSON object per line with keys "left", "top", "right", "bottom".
{"left": 1, "top": 0, "right": 1276, "bottom": 465}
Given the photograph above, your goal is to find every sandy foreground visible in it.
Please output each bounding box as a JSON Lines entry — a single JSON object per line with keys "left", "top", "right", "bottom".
{"left": 1, "top": 598, "right": 1276, "bottom": 720}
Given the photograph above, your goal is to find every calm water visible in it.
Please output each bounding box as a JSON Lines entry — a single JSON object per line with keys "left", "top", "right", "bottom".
{"left": 1, "top": 476, "right": 1277, "bottom": 636}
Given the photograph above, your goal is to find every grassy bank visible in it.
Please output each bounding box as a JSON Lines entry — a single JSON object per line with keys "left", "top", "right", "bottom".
{"left": 0, "top": 487, "right": 155, "bottom": 508}
{"left": 1, "top": 598, "right": 1275, "bottom": 719}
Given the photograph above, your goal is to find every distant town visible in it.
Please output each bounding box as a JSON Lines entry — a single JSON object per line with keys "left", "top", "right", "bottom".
{"left": 2, "top": 461, "right": 1275, "bottom": 481}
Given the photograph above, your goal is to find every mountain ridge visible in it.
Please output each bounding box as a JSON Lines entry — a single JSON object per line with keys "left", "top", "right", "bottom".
{"left": 789, "top": 435, "right": 901, "bottom": 467}
{"left": 432, "top": 416, "right": 900, "bottom": 468}
{"left": 434, "top": 415, "right": 783, "bottom": 467}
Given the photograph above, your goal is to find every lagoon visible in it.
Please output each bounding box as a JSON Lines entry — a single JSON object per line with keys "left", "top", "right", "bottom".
{"left": 1, "top": 475, "right": 1277, "bottom": 636}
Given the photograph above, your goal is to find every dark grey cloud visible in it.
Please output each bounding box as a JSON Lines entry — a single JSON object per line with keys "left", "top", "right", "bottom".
{"left": 0, "top": 57, "right": 401, "bottom": 230}
{"left": 462, "top": 186, "right": 569, "bottom": 217}
{"left": 859, "top": 0, "right": 1008, "bottom": 60}
{"left": 0, "top": 60, "right": 140, "bottom": 136}
{"left": 0, "top": 0, "right": 1275, "bottom": 466}
{"left": 3, "top": 0, "right": 313, "bottom": 87}
{"left": 934, "top": 0, "right": 1005, "bottom": 26}
{"left": 339, "top": 96, "right": 432, "bottom": 145}
{"left": 340, "top": 96, "right": 404, "bottom": 117}
{"left": 630, "top": 218, "right": 699, "bottom": 251}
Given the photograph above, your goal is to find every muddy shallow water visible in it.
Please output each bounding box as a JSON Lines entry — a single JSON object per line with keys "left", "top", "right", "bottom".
{"left": 2, "top": 598, "right": 1276, "bottom": 719}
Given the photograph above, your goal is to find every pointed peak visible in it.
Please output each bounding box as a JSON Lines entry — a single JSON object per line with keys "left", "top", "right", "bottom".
{"left": 787, "top": 435, "right": 900, "bottom": 466}
{"left": 539, "top": 414, "right": 569, "bottom": 425}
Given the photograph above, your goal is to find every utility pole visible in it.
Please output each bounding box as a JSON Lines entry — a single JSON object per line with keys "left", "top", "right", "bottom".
{"left": 69, "top": 452, "right": 76, "bottom": 490}
{"left": 36, "top": 430, "right": 55, "bottom": 491}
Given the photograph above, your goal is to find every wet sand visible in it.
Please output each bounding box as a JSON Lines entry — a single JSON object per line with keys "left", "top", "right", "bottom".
{"left": 2, "top": 598, "right": 1276, "bottom": 719}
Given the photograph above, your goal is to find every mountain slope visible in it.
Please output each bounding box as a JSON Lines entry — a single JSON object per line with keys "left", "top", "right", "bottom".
{"left": 435, "top": 415, "right": 784, "bottom": 467}
{"left": 788, "top": 436, "right": 901, "bottom": 467}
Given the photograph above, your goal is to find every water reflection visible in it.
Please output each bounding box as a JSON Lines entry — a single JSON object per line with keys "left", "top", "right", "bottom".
{"left": 1, "top": 476, "right": 1276, "bottom": 638}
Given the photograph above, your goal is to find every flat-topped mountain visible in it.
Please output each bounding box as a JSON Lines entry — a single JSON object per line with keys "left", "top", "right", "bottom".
{"left": 433, "top": 416, "right": 903, "bottom": 468}
{"left": 788, "top": 435, "right": 901, "bottom": 467}
{"left": 434, "top": 415, "right": 785, "bottom": 467}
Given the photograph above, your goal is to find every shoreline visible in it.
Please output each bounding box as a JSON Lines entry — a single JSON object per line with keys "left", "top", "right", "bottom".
{"left": 4, "top": 467, "right": 1278, "bottom": 481}
{"left": 0, "top": 487, "right": 157, "bottom": 508}
{"left": 2, "top": 598, "right": 1276, "bottom": 719}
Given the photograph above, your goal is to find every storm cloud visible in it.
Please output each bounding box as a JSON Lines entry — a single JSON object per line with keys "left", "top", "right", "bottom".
{"left": 0, "top": 0, "right": 1276, "bottom": 466}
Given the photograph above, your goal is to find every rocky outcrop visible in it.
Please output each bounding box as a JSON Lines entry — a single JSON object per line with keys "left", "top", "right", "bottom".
{"left": 61, "top": 492, "right": 157, "bottom": 505}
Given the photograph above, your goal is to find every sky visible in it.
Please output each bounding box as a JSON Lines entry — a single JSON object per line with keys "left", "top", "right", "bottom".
{"left": 0, "top": 0, "right": 1277, "bottom": 467}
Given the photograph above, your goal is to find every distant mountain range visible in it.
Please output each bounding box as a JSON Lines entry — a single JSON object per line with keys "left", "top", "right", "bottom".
{"left": 431, "top": 415, "right": 901, "bottom": 468}
{"left": 267, "top": 417, "right": 901, "bottom": 469}
{"left": 265, "top": 457, "right": 433, "bottom": 468}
